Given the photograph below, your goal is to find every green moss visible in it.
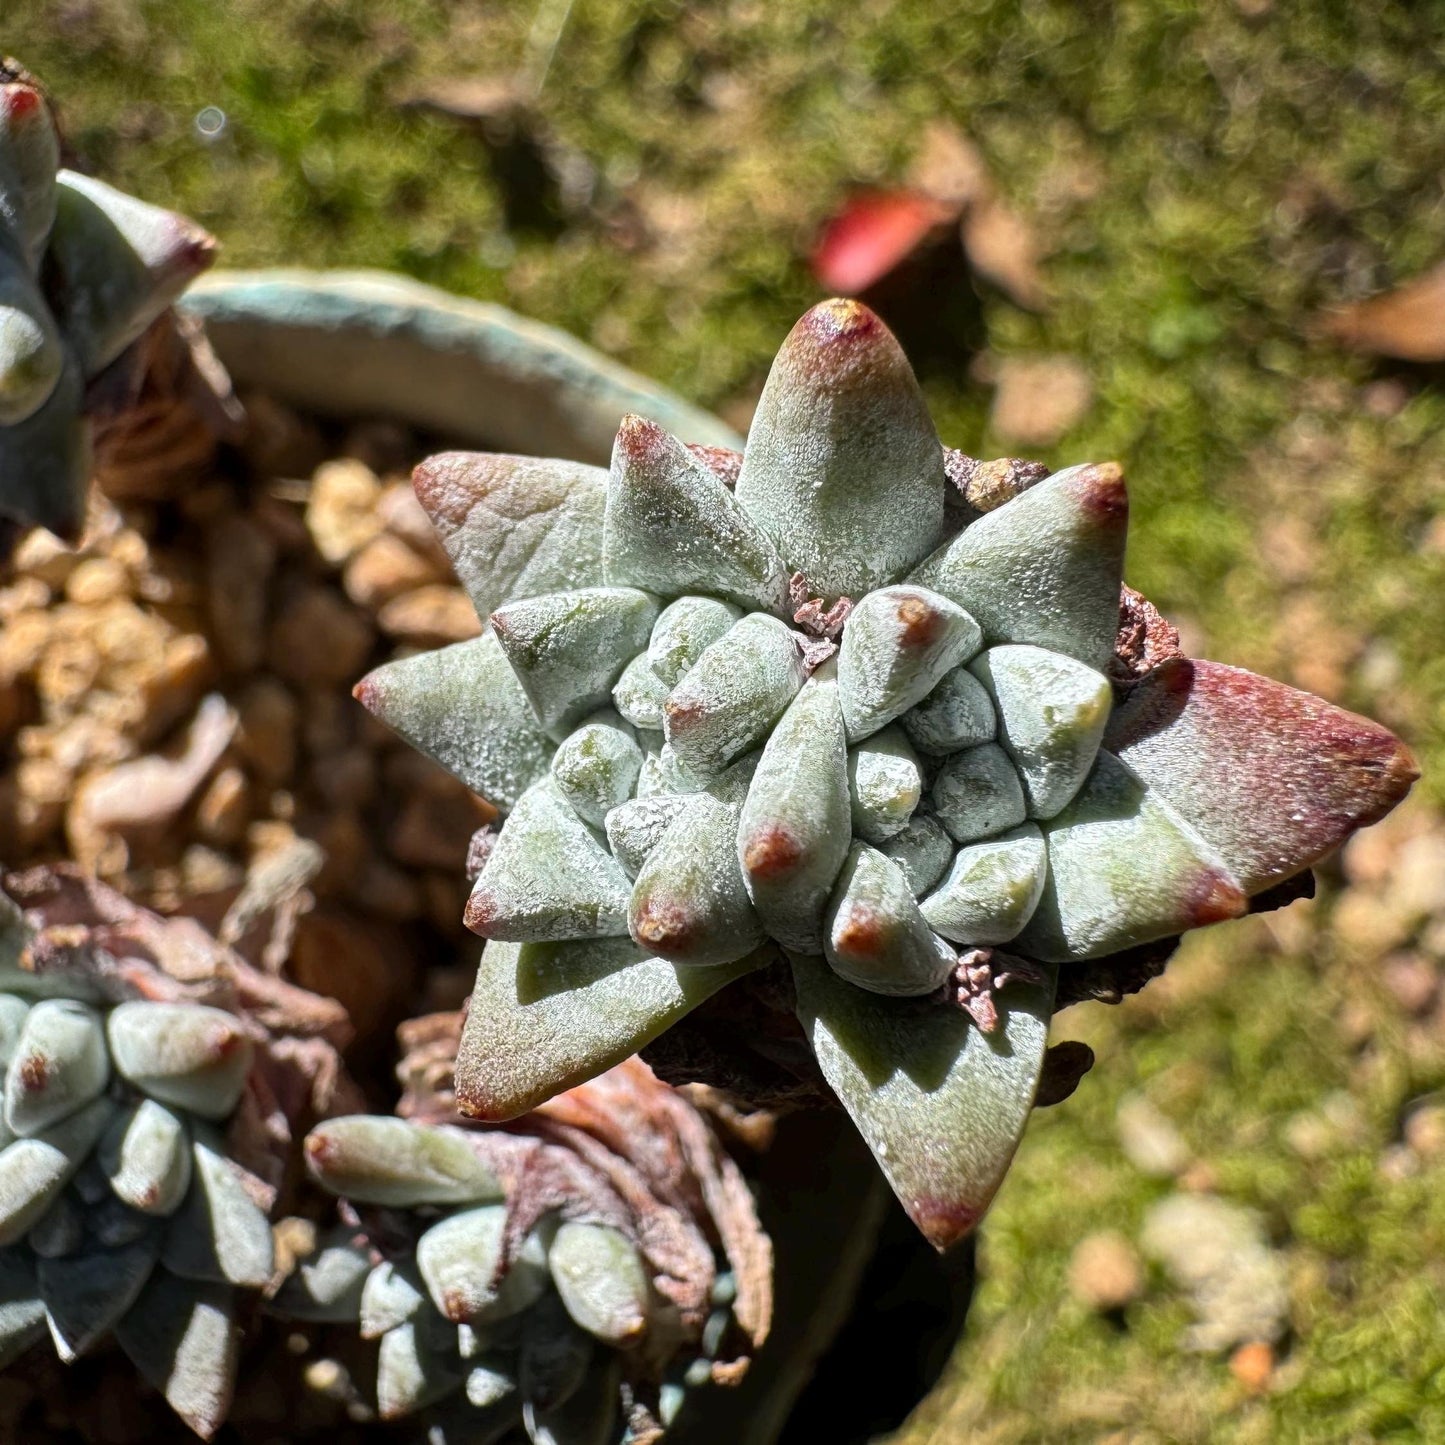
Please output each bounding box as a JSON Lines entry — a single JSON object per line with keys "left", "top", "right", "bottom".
{"left": 11, "top": 0, "right": 1445, "bottom": 1435}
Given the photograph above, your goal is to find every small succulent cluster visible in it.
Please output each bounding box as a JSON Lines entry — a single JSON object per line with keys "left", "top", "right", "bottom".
{"left": 274, "top": 1047, "right": 770, "bottom": 1444}
{"left": 359, "top": 297, "right": 1417, "bottom": 1250}
{"left": 0, "top": 60, "right": 215, "bottom": 547}
{"left": 0, "top": 866, "right": 353, "bottom": 1437}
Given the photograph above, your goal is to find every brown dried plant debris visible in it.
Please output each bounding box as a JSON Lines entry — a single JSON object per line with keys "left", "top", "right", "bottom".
{"left": 396, "top": 1012, "right": 772, "bottom": 1367}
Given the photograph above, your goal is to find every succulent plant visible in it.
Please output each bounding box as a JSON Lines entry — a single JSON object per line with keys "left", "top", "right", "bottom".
{"left": 275, "top": 1032, "right": 771, "bottom": 1445}
{"left": 0, "top": 865, "right": 355, "bottom": 1437}
{"left": 355, "top": 297, "right": 1417, "bottom": 1252}
{"left": 0, "top": 60, "right": 216, "bottom": 549}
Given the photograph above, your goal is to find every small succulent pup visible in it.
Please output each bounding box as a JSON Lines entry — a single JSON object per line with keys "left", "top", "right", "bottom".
{"left": 356, "top": 297, "right": 1417, "bottom": 1251}
{"left": 0, "top": 866, "right": 355, "bottom": 1437}
{"left": 277, "top": 1021, "right": 771, "bottom": 1445}
{"left": 0, "top": 60, "right": 215, "bottom": 549}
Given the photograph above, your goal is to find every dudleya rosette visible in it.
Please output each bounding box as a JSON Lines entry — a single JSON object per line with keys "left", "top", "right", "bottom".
{"left": 357, "top": 298, "right": 1417, "bottom": 1250}
{"left": 0, "top": 867, "right": 354, "bottom": 1438}
{"left": 278, "top": 1052, "right": 771, "bottom": 1444}
{"left": 0, "top": 61, "right": 215, "bottom": 547}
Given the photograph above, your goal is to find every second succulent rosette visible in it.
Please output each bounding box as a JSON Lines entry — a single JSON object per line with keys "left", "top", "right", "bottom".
{"left": 358, "top": 298, "right": 1416, "bottom": 1250}
{"left": 277, "top": 1034, "right": 771, "bottom": 1444}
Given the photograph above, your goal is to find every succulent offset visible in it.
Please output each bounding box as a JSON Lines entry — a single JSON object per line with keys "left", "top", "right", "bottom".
{"left": 0, "top": 867, "right": 354, "bottom": 1437}
{"left": 276, "top": 1045, "right": 771, "bottom": 1444}
{"left": 361, "top": 297, "right": 1417, "bottom": 1252}
{"left": 0, "top": 61, "right": 215, "bottom": 547}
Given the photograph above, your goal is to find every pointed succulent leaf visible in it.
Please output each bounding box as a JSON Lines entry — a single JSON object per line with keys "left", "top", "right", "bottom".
{"left": 361, "top": 1259, "right": 427, "bottom": 1339}
{"left": 106, "top": 1001, "right": 252, "bottom": 1120}
{"left": 492, "top": 587, "right": 660, "bottom": 740}
{"left": 0, "top": 1095, "right": 113, "bottom": 1245}
{"left": 1104, "top": 657, "right": 1419, "bottom": 894}
{"left": 0, "top": 82, "right": 60, "bottom": 263}
{"left": 466, "top": 777, "right": 633, "bottom": 941}
{"left": 847, "top": 725, "right": 923, "bottom": 845}
{"left": 611, "top": 651, "right": 670, "bottom": 731}
{"left": 972, "top": 645, "right": 1112, "bottom": 818}
{"left": 356, "top": 633, "right": 552, "bottom": 813}
{"left": 920, "top": 825, "right": 1047, "bottom": 944}
{"left": 92, "top": 1193, "right": 153, "bottom": 1248}
{"left": 629, "top": 768, "right": 765, "bottom": 966}
{"left": 412, "top": 451, "right": 608, "bottom": 621}
{"left": 0, "top": 252, "right": 63, "bottom": 426}
{"left": 793, "top": 952, "right": 1054, "bottom": 1250}
{"left": 467, "top": 1357, "right": 519, "bottom": 1409}
{"left": 47, "top": 170, "right": 215, "bottom": 376}
{"left": 899, "top": 662, "right": 996, "bottom": 756}
{"left": 4, "top": 999, "right": 109, "bottom": 1136}
{"left": 0, "top": 1248, "right": 44, "bottom": 1369}
{"left": 930, "top": 742, "right": 1027, "bottom": 844}
{"left": 549, "top": 1221, "right": 652, "bottom": 1346}
{"left": 99, "top": 1098, "right": 192, "bottom": 1216}
{"left": 304, "top": 1117, "right": 502, "bottom": 1206}
{"left": 0, "top": 995, "right": 28, "bottom": 1067}
{"left": 455, "top": 937, "right": 766, "bottom": 1120}
{"left": 737, "top": 667, "right": 852, "bottom": 953}
{"left": 28, "top": 1189, "right": 83, "bottom": 1255}
{"left": 735, "top": 299, "right": 945, "bottom": 600}
{"left": 42, "top": 1231, "right": 160, "bottom": 1362}
{"left": 420, "top": 1210, "right": 552, "bottom": 1329}
{"left": 269, "top": 1226, "right": 371, "bottom": 1322}
{"left": 910, "top": 462, "right": 1128, "bottom": 671}
{"left": 114, "top": 1272, "right": 240, "bottom": 1440}
{"left": 520, "top": 1287, "right": 592, "bottom": 1411}
{"left": 550, "top": 713, "right": 644, "bottom": 829}
{"left": 648, "top": 595, "right": 744, "bottom": 687}
{"left": 524, "top": 1351, "right": 621, "bottom": 1445}
{"left": 877, "top": 813, "right": 954, "bottom": 897}
{"left": 377, "top": 1312, "right": 465, "bottom": 1420}
{"left": 824, "top": 844, "right": 955, "bottom": 997}
{"left": 604, "top": 415, "right": 790, "bottom": 612}
{"left": 662, "top": 613, "right": 806, "bottom": 782}
{"left": 603, "top": 794, "right": 692, "bottom": 878}
{"left": 162, "top": 1125, "right": 275, "bottom": 1289}
{"left": 837, "top": 585, "right": 981, "bottom": 741}
{"left": 416, "top": 1204, "right": 508, "bottom": 1323}
{"left": 1016, "top": 750, "right": 1247, "bottom": 962}
{"left": 0, "top": 344, "right": 87, "bottom": 538}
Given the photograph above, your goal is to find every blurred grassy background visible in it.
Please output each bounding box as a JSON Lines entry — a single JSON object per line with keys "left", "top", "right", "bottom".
{"left": 11, "top": 1, "right": 1445, "bottom": 1439}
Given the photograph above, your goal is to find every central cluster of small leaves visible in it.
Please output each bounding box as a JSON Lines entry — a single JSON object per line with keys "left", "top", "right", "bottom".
{"left": 471, "top": 477, "right": 1126, "bottom": 1000}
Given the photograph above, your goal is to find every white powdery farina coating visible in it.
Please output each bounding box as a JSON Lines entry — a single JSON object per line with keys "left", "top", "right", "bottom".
{"left": 971, "top": 644, "right": 1112, "bottom": 820}
{"left": 491, "top": 587, "right": 660, "bottom": 740}
{"left": 920, "top": 824, "right": 1048, "bottom": 944}
{"left": 629, "top": 773, "right": 764, "bottom": 967}
{"left": 930, "top": 742, "right": 1028, "bottom": 844}
{"left": 836, "top": 585, "right": 982, "bottom": 742}
{"left": 735, "top": 299, "right": 947, "bottom": 601}
{"left": 663, "top": 613, "right": 807, "bottom": 782}
{"left": 603, "top": 416, "right": 790, "bottom": 613}
{"left": 847, "top": 725, "right": 923, "bottom": 845}
{"left": 355, "top": 632, "right": 553, "bottom": 814}
{"left": 1015, "top": 750, "right": 1247, "bottom": 962}
{"left": 411, "top": 452, "right": 609, "bottom": 623}
{"left": 467, "top": 776, "right": 634, "bottom": 941}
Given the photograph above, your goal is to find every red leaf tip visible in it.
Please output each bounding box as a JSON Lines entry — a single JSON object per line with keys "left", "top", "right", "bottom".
{"left": 741, "top": 822, "right": 804, "bottom": 881}
{"left": 908, "top": 1194, "right": 984, "bottom": 1253}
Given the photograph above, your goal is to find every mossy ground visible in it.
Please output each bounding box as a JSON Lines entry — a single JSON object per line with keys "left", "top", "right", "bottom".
{"left": 12, "top": 2, "right": 1445, "bottom": 1439}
